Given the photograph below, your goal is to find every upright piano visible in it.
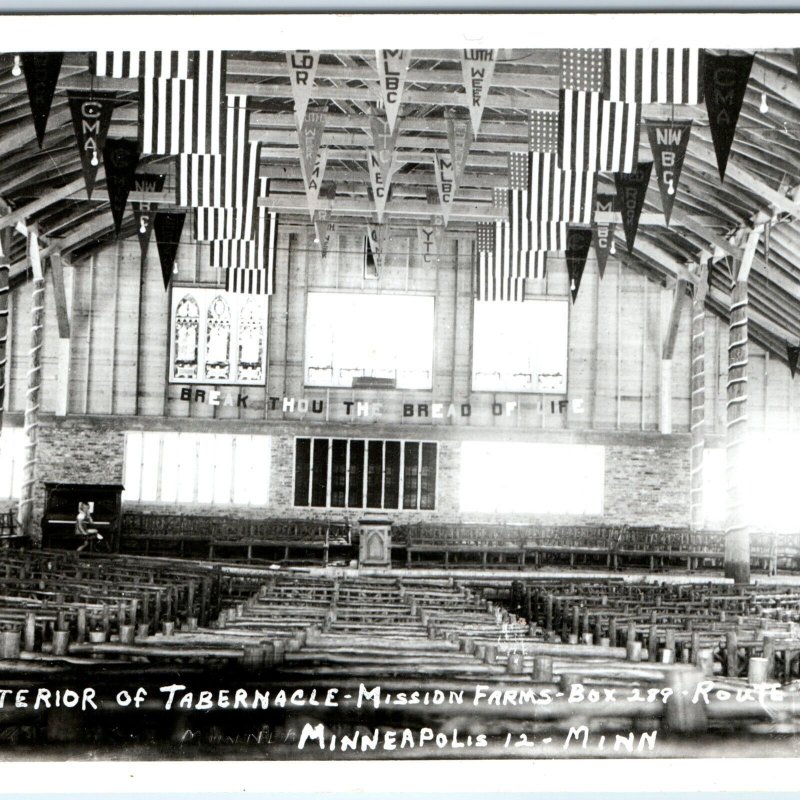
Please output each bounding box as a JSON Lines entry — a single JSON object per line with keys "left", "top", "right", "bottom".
{"left": 41, "top": 482, "right": 124, "bottom": 551}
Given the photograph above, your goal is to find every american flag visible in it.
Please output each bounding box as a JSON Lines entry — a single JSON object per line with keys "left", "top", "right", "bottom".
{"left": 196, "top": 205, "right": 255, "bottom": 241}
{"left": 91, "top": 50, "right": 193, "bottom": 79}
{"left": 603, "top": 48, "right": 702, "bottom": 104}
{"left": 177, "top": 142, "right": 261, "bottom": 209}
{"left": 558, "top": 49, "right": 640, "bottom": 173}
{"left": 475, "top": 221, "right": 546, "bottom": 302}
{"left": 215, "top": 207, "right": 278, "bottom": 296}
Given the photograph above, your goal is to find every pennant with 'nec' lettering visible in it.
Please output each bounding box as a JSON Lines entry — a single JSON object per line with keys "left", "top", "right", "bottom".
{"left": 646, "top": 119, "right": 692, "bottom": 226}
{"left": 367, "top": 149, "right": 392, "bottom": 223}
{"left": 789, "top": 344, "right": 799, "bottom": 378}
{"left": 131, "top": 173, "right": 166, "bottom": 259}
{"left": 377, "top": 50, "right": 410, "bottom": 133}
{"left": 369, "top": 112, "right": 399, "bottom": 179}
{"left": 566, "top": 226, "right": 593, "bottom": 302}
{"left": 103, "top": 138, "right": 140, "bottom": 236}
{"left": 286, "top": 51, "right": 319, "bottom": 129}
{"left": 615, "top": 162, "right": 653, "bottom": 254}
{"left": 592, "top": 193, "right": 617, "bottom": 279}
{"left": 22, "top": 53, "right": 64, "bottom": 148}
{"left": 67, "top": 91, "right": 119, "bottom": 200}
{"left": 703, "top": 53, "right": 753, "bottom": 181}
{"left": 446, "top": 112, "right": 473, "bottom": 184}
{"left": 433, "top": 154, "right": 457, "bottom": 227}
{"left": 154, "top": 212, "right": 186, "bottom": 289}
{"left": 461, "top": 49, "right": 496, "bottom": 135}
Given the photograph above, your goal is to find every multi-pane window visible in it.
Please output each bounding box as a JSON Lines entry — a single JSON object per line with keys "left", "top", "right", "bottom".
{"left": 294, "top": 437, "right": 437, "bottom": 510}
{"left": 169, "top": 286, "right": 268, "bottom": 385}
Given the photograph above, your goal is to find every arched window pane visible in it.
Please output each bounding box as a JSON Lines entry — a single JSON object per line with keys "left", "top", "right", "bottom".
{"left": 173, "top": 294, "right": 200, "bottom": 380}
{"left": 205, "top": 295, "right": 232, "bottom": 381}
{"left": 237, "top": 297, "right": 265, "bottom": 382}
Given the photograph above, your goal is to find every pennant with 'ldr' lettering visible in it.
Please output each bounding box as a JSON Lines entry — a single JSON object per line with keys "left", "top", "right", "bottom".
{"left": 154, "top": 212, "right": 186, "bottom": 289}
{"left": 592, "top": 193, "right": 617, "bottom": 280}
{"left": 103, "top": 138, "right": 140, "bottom": 236}
{"left": 461, "top": 49, "right": 496, "bottom": 135}
{"left": 615, "top": 161, "right": 653, "bottom": 254}
{"left": 22, "top": 52, "right": 64, "bottom": 148}
{"left": 377, "top": 50, "right": 410, "bottom": 133}
{"left": 286, "top": 51, "right": 319, "bottom": 129}
{"left": 67, "top": 91, "right": 119, "bottom": 200}
{"left": 646, "top": 119, "right": 692, "bottom": 226}
{"left": 131, "top": 172, "right": 166, "bottom": 259}
{"left": 566, "top": 226, "right": 593, "bottom": 302}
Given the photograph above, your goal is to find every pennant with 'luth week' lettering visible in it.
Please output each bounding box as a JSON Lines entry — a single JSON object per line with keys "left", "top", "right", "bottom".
{"left": 103, "top": 138, "right": 140, "bottom": 236}
{"left": 615, "top": 161, "right": 653, "bottom": 254}
{"left": 445, "top": 112, "right": 473, "bottom": 185}
{"left": 789, "top": 344, "right": 799, "bottom": 378}
{"left": 461, "top": 49, "right": 496, "bottom": 135}
{"left": 22, "top": 52, "right": 64, "bottom": 148}
{"left": 592, "top": 193, "right": 617, "bottom": 280}
{"left": 131, "top": 172, "right": 166, "bottom": 259}
{"left": 376, "top": 49, "right": 410, "bottom": 133}
{"left": 646, "top": 119, "right": 692, "bottom": 226}
{"left": 286, "top": 50, "right": 319, "bottom": 129}
{"left": 298, "top": 109, "right": 326, "bottom": 186}
{"left": 367, "top": 148, "right": 392, "bottom": 223}
{"left": 703, "top": 53, "right": 754, "bottom": 182}
{"left": 302, "top": 149, "right": 329, "bottom": 222}
{"left": 154, "top": 211, "right": 186, "bottom": 289}
{"left": 67, "top": 91, "right": 119, "bottom": 200}
{"left": 566, "top": 226, "right": 593, "bottom": 302}
{"left": 314, "top": 209, "right": 334, "bottom": 259}
{"left": 433, "top": 153, "right": 457, "bottom": 227}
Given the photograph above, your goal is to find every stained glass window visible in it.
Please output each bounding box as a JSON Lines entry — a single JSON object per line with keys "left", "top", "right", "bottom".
{"left": 237, "top": 298, "right": 265, "bottom": 382}
{"left": 205, "top": 295, "right": 232, "bottom": 381}
{"left": 173, "top": 295, "right": 200, "bottom": 380}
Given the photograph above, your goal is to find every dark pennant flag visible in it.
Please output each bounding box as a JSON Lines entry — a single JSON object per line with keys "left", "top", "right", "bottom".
{"left": 615, "top": 162, "right": 653, "bottom": 254}
{"left": 154, "top": 212, "right": 186, "bottom": 289}
{"left": 102, "top": 138, "right": 140, "bottom": 236}
{"left": 131, "top": 172, "right": 166, "bottom": 259}
{"left": 566, "top": 226, "right": 593, "bottom": 302}
{"left": 646, "top": 120, "right": 692, "bottom": 225}
{"left": 67, "top": 91, "right": 119, "bottom": 200}
{"left": 22, "top": 53, "right": 64, "bottom": 148}
{"left": 789, "top": 344, "right": 800, "bottom": 379}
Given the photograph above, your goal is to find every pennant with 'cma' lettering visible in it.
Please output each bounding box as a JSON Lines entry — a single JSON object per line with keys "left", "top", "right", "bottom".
{"left": 703, "top": 53, "right": 753, "bottom": 181}
{"left": 566, "top": 226, "right": 593, "bottom": 302}
{"left": 789, "top": 343, "right": 799, "bottom": 379}
{"left": 646, "top": 119, "right": 692, "bottom": 226}
{"left": 615, "top": 162, "right": 653, "bottom": 254}
{"left": 367, "top": 149, "right": 392, "bottom": 223}
{"left": 302, "top": 149, "right": 329, "bottom": 222}
{"left": 22, "top": 52, "right": 64, "bottom": 148}
{"left": 286, "top": 50, "right": 319, "bottom": 129}
{"left": 67, "top": 91, "right": 119, "bottom": 200}
{"left": 131, "top": 172, "right": 166, "bottom": 259}
{"left": 592, "top": 193, "right": 617, "bottom": 280}
{"left": 376, "top": 50, "right": 410, "bottom": 133}
{"left": 461, "top": 49, "right": 496, "bottom": 135}
{"left": 103, "top": 138, "right": 140, "bottom": 236}
{"left": 446, "top": 112, "right": 473, "bottom": 185}
{"left": 433, "top": 154, "right": 457, "bottom": 227}
{"left": 154, "top": 211, "right": 186, "bottom": 289}
{"left": 314, "top": 209, "right": 334, "bottom": 259}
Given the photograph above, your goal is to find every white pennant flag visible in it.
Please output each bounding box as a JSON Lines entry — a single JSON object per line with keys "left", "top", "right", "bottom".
{"left": 446, "top": 112, "right": 473, "bottom": 185}
{"left": 302, "top": 149, "right": 329, "bottom": 222}
{"left": 461, "top": 49, "right": 497, "bottom": 135}
{"left": 433, "top": 153, "right": 457, "bottom": 226}
{"left": 369, "top": 112, "right": 399, "bottom": 179}
{"left": 367, "top": 149, "right": 392, "bottom": 222}
{"left": 314, "top": 209, "right": 334, "bottom": 258}
{"left": 286, "top": 50, "right": 319, "bottom": 128}
{"left": 298, "top": 108, "right": 326, "bottom": 184}
{"left": 417, "top": 217, "right": 446, "bottom": 264}
{"left": 376, "top": 49, "right": 411, "bottom": 133}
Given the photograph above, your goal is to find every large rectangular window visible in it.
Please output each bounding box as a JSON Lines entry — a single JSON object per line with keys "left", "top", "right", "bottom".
{"left": 123, "top": 431, "right": 270, "bottom": 506}
{"left": 294, "top": 437, "right": 437, "bottom": 510}
{"left": 471, "top": 298, "right": 568, "bottom": 393}
{"left": 0, "top": 426, "right": 24, "bottom": 499}
{"left": 304, "top": 292, "right": 435, "bottom": 389}
{"left": 459, "top": 441, "right": 604, "bottom": 515}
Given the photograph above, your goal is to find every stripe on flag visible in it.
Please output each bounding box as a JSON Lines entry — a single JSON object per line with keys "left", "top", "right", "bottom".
{"left": 92, "top": 50, "right": 192, "bottom": 79}
{"left": 216, "top": 208, "right": 278, "bottom": 296}
{"left": 603, "top": 48, "right": 701, "bottom": 104}
{"left": 177, "top": 143, "right": 261, "bottom": 209}
{"left": 509, "top": 186, "right": 569, "bottom": 251}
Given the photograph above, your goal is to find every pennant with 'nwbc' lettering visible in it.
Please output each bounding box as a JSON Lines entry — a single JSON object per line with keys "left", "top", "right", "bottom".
{"left": 446, "top": 112, "right": 473, "bottom": 185}
{"left": 703, "top": 53, "right": 753, "bottom": 182}
{"left": 286, "top": 51, "right": 319, "bottom": 129}
{"left": 615, "top": 162, "right": 653, "bottom": 254}
{"left": 22, "top": 53, "right": 64, "bottom": 148}
{"left": 154, "top": 212, "right": 186, "bottom": 289}
{"left": 592, "top": 193, "right": 617, "bottom": 280}
{"left": 789, "top": 344, "right": 800, "bottom": 378}
{"left": 131, "top": 172, "right": 166, "bottom": 259}
{"left": 461, "top": 49, "right": 496, "bottom": 135}
{"left": 433, "top": 154, "right": 457, "bottom": 227}
{"left": 646, "top": 120, "right": 692, "bottom": 226}
{"left": 103, "top": 138, "right": 140, "bottom": 236}
{"left": 67, "top": 91, "right": 119, "bottom": 200}
{"left": 566, "top": 226, "right": 593, "bottom": 302}
{"left": 377, "top": 50, "right": 410, "bottom": 133}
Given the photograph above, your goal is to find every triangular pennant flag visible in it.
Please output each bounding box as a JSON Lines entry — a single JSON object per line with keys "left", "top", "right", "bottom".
{"left": 286, "top": 50, "right": 319, "bottom": 129}
{"left": 302, "top": 148, "right": 329, "bottom": 221}
{"left": 153, "top": 212, "right": 186, "bottom": 289}
{"left": 131, "top": 172, "right": 166, "bottom": 259}
{"left": 102, "top": 138, "right": 140, "bottom": 236}
{"left": 461, "top": 49, "right": 496, "bottom": 135}
{"left": 646, "top": 119, "right": 692, "bottom": 226}
{"left": 298, "top": 109, "right": 327, "bottom": 186}
{"left": 417, "top": 219, "right": 446, "bottom": 264}
{"left": 22, "top": 53, "right": 64, "bottom": 148}
{"left": 365, "top": 223, "right": 385, "bottom": 278}
{"left": 376, "top": 50, "right": 410, "bottom": 133}
{"left": 369, "top": 112, "right": 399, "bottom": 179}
{"left": 703, "top": 53, "right": 754, "bottom": 181}
{"left": 366, "top": 149, "right": 392, "bottom": 222}
{"left": 592, "top": 193, "right": 617, "bottom": 279}
{"left": 566, "top": 226, "right": 593, "bottom": 302}
{"left": 445, "top": 111, "right": 473, "bottom": 185}
{"left": 788, "top": 344, "right": 800, "bottom": 378}
{"left": 28, "top": 230, "right": 43, "bottom": 282}
{"left": 433, "top": 153, "right": 457, "bottom": 227}
{"left": 314, "top": 210, "right": 334, "bottom": 259}
{"left": 67, "top": 91, "right": 119, "bottom": 200}
{"left": 615, "top": 162, "right": 653, "bottom": 254}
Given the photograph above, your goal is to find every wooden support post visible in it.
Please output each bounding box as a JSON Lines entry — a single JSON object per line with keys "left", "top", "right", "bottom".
{"left": 690, "top": 270, "right": 708, "bottom": 530}
{"left": 0, "top": 227, "right": 10, "bottom": 434}
{"left": 50, "top": 254, "right": 73, "bottom": 418}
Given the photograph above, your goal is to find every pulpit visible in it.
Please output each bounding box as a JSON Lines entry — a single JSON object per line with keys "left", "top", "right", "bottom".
{"left": 358, "top": 516, "right": 392, "bottom": 567}
{"left": 41, "top": 482, "right": 124, "bottom": 551}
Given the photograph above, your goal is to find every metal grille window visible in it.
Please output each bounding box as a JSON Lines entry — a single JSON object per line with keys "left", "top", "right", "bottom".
{"left": 293, "top": 437, "right": 437, "bottom": 510}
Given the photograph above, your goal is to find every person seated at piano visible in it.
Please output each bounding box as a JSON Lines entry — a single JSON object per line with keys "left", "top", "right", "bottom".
{"left": 76, "top": 502, "right": 106, "bottom": 552}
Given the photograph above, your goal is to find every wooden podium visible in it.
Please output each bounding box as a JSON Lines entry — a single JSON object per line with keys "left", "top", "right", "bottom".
{"left": 358, "top": 516, "right": 392, "bottom": 567}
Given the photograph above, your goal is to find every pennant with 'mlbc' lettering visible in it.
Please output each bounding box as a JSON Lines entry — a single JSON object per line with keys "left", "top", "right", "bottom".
{"left": 615, "top": 161, "right": 652, "bottom": 254}
{"left": 433, "top": 154, "right": 457, "bottom": 226}
{"left": 314, "top": 210, "right": 334, "bottom": 259}
{"left": 646, "top": 119, "right": 692, "bottom": 226}
{"left": 461, "top": 49, "right": 496, "bottom": 135}
{"left": 789, "top": 343, "right": 799, "bottom": 378}
{"left": 417, "top": 219, "right": 446, "bottom": 264}
{"left": 566, "top": 226, "right": 593, "bottom": 302}
{"left": 703, "top": 53, "right": 753, "bottom": 182}
{"left": 367, "top": 149, "right": 392, "bottom": 223}
{"left": 67, "top": 91, "right": 119, "bottom": 200}
{"left": 131, "top": 172, "right": 166, "bottom": 259}
{"left": 22, "top": 52, "right": 64, "bottom": 148}
{"left": 154, "top": 211, "right": 186, "bottom": 289}
{"left": 446, "top": 112, "right": 472, "bottom": 185}
{"left": 103, "top": 138, "right": 140, "bottom": 236}
{"left": 377, "top": 50, "right": 410, "bottom": 133}
{"left": 592, "top": 193, "right": 617, "bottom": 279}
{"left": 286, "top": 51, "right": 319, "bottom": 129}
{"left": 302, "top": 149, "right": 329, "bottom": 221}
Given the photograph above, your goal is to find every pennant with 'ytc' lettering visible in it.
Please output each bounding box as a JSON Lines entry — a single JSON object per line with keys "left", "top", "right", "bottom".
{"left": 703, "top": 53, "right": 753, "bottom": 182}
{"left": 131, "top": 172, "right": 166, "bottom": 260}
{"left": 592, "top": 193, "right": 617, "bottom": 280}
{"left": 461, "top": 49, "right": 496, "bottom": 135}
{"left": 376, "top": 50, "right": 410, "bottom": 133}
{"left": 22, "top": 52, "right": 64, "bottom": 148}
{"left": 646, "top": 120, "right": 692, "bottom": 226}
{"left": 615, "top": 162, "right": 653, "bottom": 254}
{"left": 417, "top": 219, "right": 446, "bottom": 264}
{"left": 566, "top": 226, "right": 593, "bottom": 302}
{"left": 154, "top": 212, "right": 186, "bottom": 289}
{"left": 67, "top": 91, "right": 119, "bottom": 200}
{"left": 286, "top": 50, "right": 319, "bottom": 129}
{"left": 433, "top": 153, "right": 457, "bottom": 227}
{"left": 103, "top": 138, "right": 140, "bottom": 236}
